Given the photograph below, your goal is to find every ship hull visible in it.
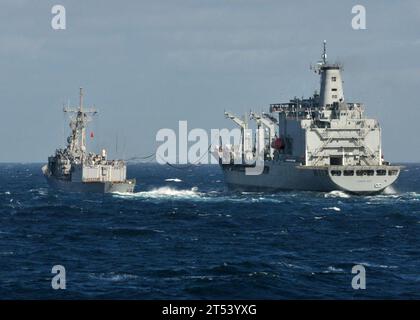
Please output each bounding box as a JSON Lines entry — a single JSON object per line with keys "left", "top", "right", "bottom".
{"left": 42, "top": 165, "right": 135, "bottom": 194}
{"left": 221, "top": 161, "right": 400, "bottom": 194}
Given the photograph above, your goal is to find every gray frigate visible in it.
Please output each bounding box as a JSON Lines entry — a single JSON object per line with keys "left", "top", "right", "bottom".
{"left": 216, "top": 42, "right": 401, "bottom": 194}
{"left": 42, "top": 88, "right": 136, "bottom": 193}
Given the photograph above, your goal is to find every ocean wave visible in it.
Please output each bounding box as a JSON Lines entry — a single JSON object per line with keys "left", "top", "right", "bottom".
{"left": 354, "top": 262, "right": 398, "bottom": 269}
{"left": 113, "top": 187, "right": 202, "bottom": 199}
{"left": 165, "top": 178, "right": 183, "bottom": 182}
{"left": 89, "top": 272, "right": 138, "bottom": 282}
{"left": 405, "top": 192, "right": 420, "bottom": 198}
{"left": 113, "top": 188, "right": 288, "bottom": 204}
{"left": 383, "top": 186, "right": 398, "bottom": 194}
{"left": 323, "top": 207, "right": 341, "bottom": 212}
{"left": 324, "top": 190, "right": 350, "bottom": 198}
{"left": 248, "top": 271, "right": 279, "bottom": 278}
{"left": 365, "top": 191, "right": 419, "bottom": 202}
{"left": 0, "top": 251, "right": 14, "bottom": 256}
{"left": 322, "top": 266, "right": 344, "bottom": 273}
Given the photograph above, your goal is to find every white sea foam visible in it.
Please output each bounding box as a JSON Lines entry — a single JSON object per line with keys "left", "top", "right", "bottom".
{"left": 322, "top": 266, "right": 344, "bottom": 273}
{"left": 114, "top": 187, "right": 201, "bottom": 199}
{"left": 90, "top": 272, "right": 138, "bottom": 282}
{"left": 354, "top": 262, "right": 398, "bottom": 269}
{"left": 383, "top": 186, "right": 398, "bottom": 194}
{"left": 324, "top": 190, "right": 350, "bottom": 198}
{"left": 323, "top": 206, "right": 341, "bottom": 212}
{"left": 406, "top": 192, "right": 420, "bottom": 198}
{"left": 0, "top": 251, "right": 14, "bottom": 256}
{"left": 164, "top": 178, "right": 182, "bottom": 182}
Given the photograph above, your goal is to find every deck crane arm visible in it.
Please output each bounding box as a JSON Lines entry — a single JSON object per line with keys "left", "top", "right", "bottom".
{"left": 224, "top": 111, "right": 252, "bottom": 160}
{"left": 262, "top": 112, "right": 278, "bottom": 124}
{"left": 250, "top": 112, "right": 278, "bottom": 159}
{"left": 260, "top": 115, "right": 277, "bottom": 135}
{"left": 249, "top": 111, "right": 261, "bottom": 123}
{"left": 224, "top": 111, "right": 247, "bottom": 129}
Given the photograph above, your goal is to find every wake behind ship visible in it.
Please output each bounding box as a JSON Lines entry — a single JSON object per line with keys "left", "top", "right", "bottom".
{"left": 217, "top": 42, "right": 401, "bottom": 194}
{"left": 42, "top": 88, "right": 135, "bottom": 193}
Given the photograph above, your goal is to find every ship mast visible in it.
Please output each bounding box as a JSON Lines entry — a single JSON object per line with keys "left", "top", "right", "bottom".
{"left": 63, "top": 88, "right": 97, "bottom": 160}
{"left": 322, "top": 39, "right": 327, "bottom": 64}
{"left": 79, "top": 88, "right": 86, "bottom": 154}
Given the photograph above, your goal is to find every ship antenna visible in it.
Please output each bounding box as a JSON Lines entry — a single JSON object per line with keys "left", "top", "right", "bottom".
{"left": 79, "top": 87, "right": 83, "bottom": 111}
{"left": 322, "top": 40, "right": 327, "bottom": 64}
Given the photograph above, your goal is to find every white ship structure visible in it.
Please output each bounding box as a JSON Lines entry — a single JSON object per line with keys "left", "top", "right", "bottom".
{"left": 42, "top": 88, "right": 135, "bottom": 193}
{"left": 217, "top": 42, "right": 401, "bottom": 194}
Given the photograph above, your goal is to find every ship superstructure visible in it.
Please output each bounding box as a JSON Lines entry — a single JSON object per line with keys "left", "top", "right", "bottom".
{"left": 42, "top": 88, "right": 135, "bottom": 193}
{"left": 217, "top": 42, "right": 401, "bottom": 194}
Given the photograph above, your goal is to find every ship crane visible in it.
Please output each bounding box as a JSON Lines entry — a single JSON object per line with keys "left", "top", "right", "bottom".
{"left": 224, "top": 111, "right": 252, "bottom": 160}
{"left": 250, "top": 112, "right": 277, "bottom": 159}
{"left": 262, "top": 112, "right": 278, "bottom": 124}
{"left": 224, "top": 111, "right": 248, "bottom": 129}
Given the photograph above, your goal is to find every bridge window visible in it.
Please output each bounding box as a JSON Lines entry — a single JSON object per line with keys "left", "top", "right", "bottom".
{"left": 376, "top": 169, "right": 386, "bottom": 176}
{"left": 356, "top": 170, "right": 374, "bottom": 176}
{"left": 332, "top": 76, "right": 337, "bottom": 82}
{"left": 331, "top": 170, "right": 342, "bottom": 176}
{"left": 388, "top": 170, "right": 398, "bottom": 176}
{"left": 343, "top": 170, "right": 354, "bottom": 176}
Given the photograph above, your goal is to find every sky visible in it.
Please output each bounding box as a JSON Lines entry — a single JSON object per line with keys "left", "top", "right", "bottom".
{"left": 0, "top": 0, "right": 419, "bottom": 162}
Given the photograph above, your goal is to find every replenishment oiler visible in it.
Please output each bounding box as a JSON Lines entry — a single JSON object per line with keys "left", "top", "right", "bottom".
{"left": 42, "top": 88, "right": 135, "bottom": 193}
{"left": 217, "top": 42, "right": 401, "bottom": 194}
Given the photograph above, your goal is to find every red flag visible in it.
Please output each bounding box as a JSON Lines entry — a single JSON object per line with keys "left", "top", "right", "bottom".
{"left": 90, "top": 132, "right": 94, "bottom": 138}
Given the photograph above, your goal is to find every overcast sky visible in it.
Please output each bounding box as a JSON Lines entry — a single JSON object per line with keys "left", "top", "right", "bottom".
{"left": 0, "top": 0, "right": 419, "bottom": 162}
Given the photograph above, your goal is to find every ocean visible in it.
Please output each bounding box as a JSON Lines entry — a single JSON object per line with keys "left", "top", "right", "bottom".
{"left": 0, "top": 163, "right": 419, "bottom": 299}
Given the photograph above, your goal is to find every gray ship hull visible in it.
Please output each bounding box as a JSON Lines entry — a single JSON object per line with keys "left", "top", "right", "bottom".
{"left": 221, "top": 161, "right": 400, "bottom": 194}
{"left": 42, "top": 165, "right": 135, "bottom": 194}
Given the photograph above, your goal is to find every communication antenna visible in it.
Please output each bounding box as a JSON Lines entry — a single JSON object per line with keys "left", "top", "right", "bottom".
{"left": 322, "top": 40, "right": 327, "bottom": 64}
{"left": 312, "top": 40, "right": 328, "bottom": 74}
{"left": 79, "top": 87, "right": 83, "bottom": 111}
